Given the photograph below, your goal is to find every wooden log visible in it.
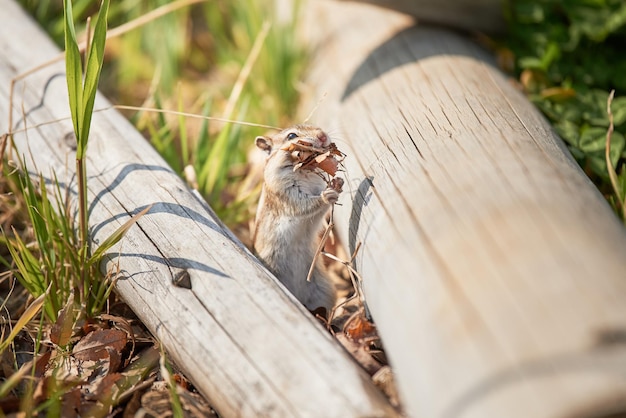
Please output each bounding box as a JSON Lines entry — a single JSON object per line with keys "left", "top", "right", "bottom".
{"left": 0, "top": 1, "right": 398, "bottom": 416}
{"left": 300, "top": 2, "right": 626, "bottom": 417}
{"left": 339, "top": 0, "right": 506, "bottom": 33}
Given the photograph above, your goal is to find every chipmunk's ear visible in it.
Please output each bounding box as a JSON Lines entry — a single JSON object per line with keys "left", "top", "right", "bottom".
{"left": 255, "top": 136, "right": 273, "bottom": 154}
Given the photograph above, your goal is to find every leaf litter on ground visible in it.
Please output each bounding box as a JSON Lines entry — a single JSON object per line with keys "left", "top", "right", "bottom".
{"left": 0, "top": 283, "right": 215, "bottom": 416}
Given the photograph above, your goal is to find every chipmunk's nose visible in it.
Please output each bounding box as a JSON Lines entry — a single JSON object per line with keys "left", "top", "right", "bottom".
{"left": 317, "top": 131, "right": 329, "bottom": 147}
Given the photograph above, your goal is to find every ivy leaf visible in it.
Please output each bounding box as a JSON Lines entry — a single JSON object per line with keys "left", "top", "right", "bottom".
{"left": 554, "top": 120, "right": 581, "bottom": 148}
{"left": 579, "top": 126, "right": 612, "bottom": 153}
{"left": 611, "top": 97, "right": 626, "bottom": 126}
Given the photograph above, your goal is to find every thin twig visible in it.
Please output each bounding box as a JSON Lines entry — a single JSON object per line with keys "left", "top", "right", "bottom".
{"left": 326, "top": 270, "right": 359, "bottom": 330}
{"left": 321, "top": 251, "right": 365, "bottom": 305}
{"left": 322, "top": 241, "right": 367, "bottom": 324}
{"left": 306, "top": 205, "right": 335, "bottom": 282}
{"left": 303, "top": 92, "right": 327, "bottom": 124}
{"left": 114, "top": 105, "right": 280, "bottom": 130}
{"left": 4, "top": 105, "right": 281, "bottom": 139}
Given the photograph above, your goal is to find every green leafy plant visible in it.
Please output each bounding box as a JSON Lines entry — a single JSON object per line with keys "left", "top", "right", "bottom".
{"left": 63, "top": 0, "right": 109, "bottom": 274}
{"left": 0, "top": 164, "right": 148, "bottom": 323}
{"left": 203, "top": 0, "right": 306, "bottom": 125}
{"left": 1, "top": 0, "right": 148, "bottom": 324}
{"left": 504, "top": 0, "right": 626, "bottom": 216}
{"left": 17, "top": 0, "right": 308, "bottom": 230}
{"left": 2, "top": 168, "right": 85, "bottom": 321}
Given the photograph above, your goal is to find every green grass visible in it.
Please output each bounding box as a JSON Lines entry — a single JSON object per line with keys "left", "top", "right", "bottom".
{"left": 104, "top": 0, "right": 305, "bottom": 227}
{"left": 502, "top": 0, "right": 626, "bottom": 220}
{"left": 1, "top": 166, "right": 100, "bottom": 323}
{"left": 1, "top": 0, "right": 149, "bottom": 325}
{"left": 100, "top": 0, "right": 307, "bottom": 227}
{"left": 0, "top": 2, "right": 155, "bottom": 412}
{"left": 2, "top": 1, "right": 307, "bottom": 413}
{"left": 63, "top": 0, "right": 109, "bottom": 281}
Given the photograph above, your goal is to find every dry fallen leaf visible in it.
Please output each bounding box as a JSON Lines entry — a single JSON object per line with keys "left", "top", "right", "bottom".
{"left": 50, "top": 292, "right": 75, "bottom": 347}
{"left": 141, "top": 382, "right": 218, "bottom": 418}
{"left": 344, "top": 310, "right": 378, "bottom": 342}
{"left": 330, "top": 307, "right": 385, "bottom": 376}
{"left": 87, "top": 372, "right": 123, "bottom": 402}
{"left": 60, "top": 387, "right": 82, "bottom": 418}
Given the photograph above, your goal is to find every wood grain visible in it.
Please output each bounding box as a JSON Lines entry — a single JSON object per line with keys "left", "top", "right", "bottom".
{"left": 301, "top": 2, "right": 626, "bottom": 417}
{"left": 0, "top": 1, "right": 397, "bottom": 416}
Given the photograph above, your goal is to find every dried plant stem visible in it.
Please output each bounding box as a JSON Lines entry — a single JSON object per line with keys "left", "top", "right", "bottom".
{"left": 114, "top": 105, "right": 280, "bottom": 130}
{"left": 303, "top": 92, "right": 327, "bottom": 124}
{"left": 322, "top": 242, "right": 368, "bottom": 326}
{"left": 0, "top": 134, "right": 8, "bottom": 172}
{"left": 5, "top": 105, "right": 280, "bottom": 138}
{"left": 605, "top": 89, "right": 625, "bottom": 219}
{"left": 306, "top": 205, "right": 335, "bottom": 282}
{"left": 222, "top": 21, "right": 271, "bottom": 121}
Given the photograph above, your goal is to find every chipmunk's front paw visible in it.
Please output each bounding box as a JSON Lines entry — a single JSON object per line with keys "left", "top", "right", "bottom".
{"left": 321, "top": 177, "right": 343, "bottom": 204}
{"left": 330, "top": 177, "right": 344, "bottom": 193}
{"left": 321, "top": 188, "right": 339, "bottom": 205}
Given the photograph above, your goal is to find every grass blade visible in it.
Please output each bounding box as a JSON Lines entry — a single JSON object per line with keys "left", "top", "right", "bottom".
{"left": 80, "top": 0, "right": 110, "bottom": 155}
{"left": 89, "top": 204, "right": 153, "bottom": 264}
{"left": 63, "top": 0, "right": 83, "bottom": 143}
{"left": 195, "top": 99, "right": 212, "bottom": 164}
{"left": 6, "top": 227, "right": 47, "bottom": 296}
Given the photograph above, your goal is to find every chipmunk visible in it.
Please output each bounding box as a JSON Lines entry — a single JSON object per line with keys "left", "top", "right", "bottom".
{"left": 253, "top": 125, "right": 343, "bottom": 312}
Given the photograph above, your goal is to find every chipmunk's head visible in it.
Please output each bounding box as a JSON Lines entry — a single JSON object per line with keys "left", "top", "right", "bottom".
{"left": 255, "top": 125, "right": 334, "bottom": 193}
{"left": 255, "top": 125, "right": 331, "bottom": 156}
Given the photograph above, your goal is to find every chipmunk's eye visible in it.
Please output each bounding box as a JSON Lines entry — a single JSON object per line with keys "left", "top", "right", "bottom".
{"left": 286, "top": 132, "right": 298, "bottom": 140}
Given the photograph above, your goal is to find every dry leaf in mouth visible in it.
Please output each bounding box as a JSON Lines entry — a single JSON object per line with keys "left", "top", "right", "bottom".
{"left": 281, "top": 141, "right": 345, "bottom": 177}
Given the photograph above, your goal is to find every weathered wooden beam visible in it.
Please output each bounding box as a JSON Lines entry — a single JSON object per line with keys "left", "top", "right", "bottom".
{"left": 301, "top": 2, "right": 626, "bottom": 417}
{"left": 0, "top": 1, "right": 397, "bottom": 416}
